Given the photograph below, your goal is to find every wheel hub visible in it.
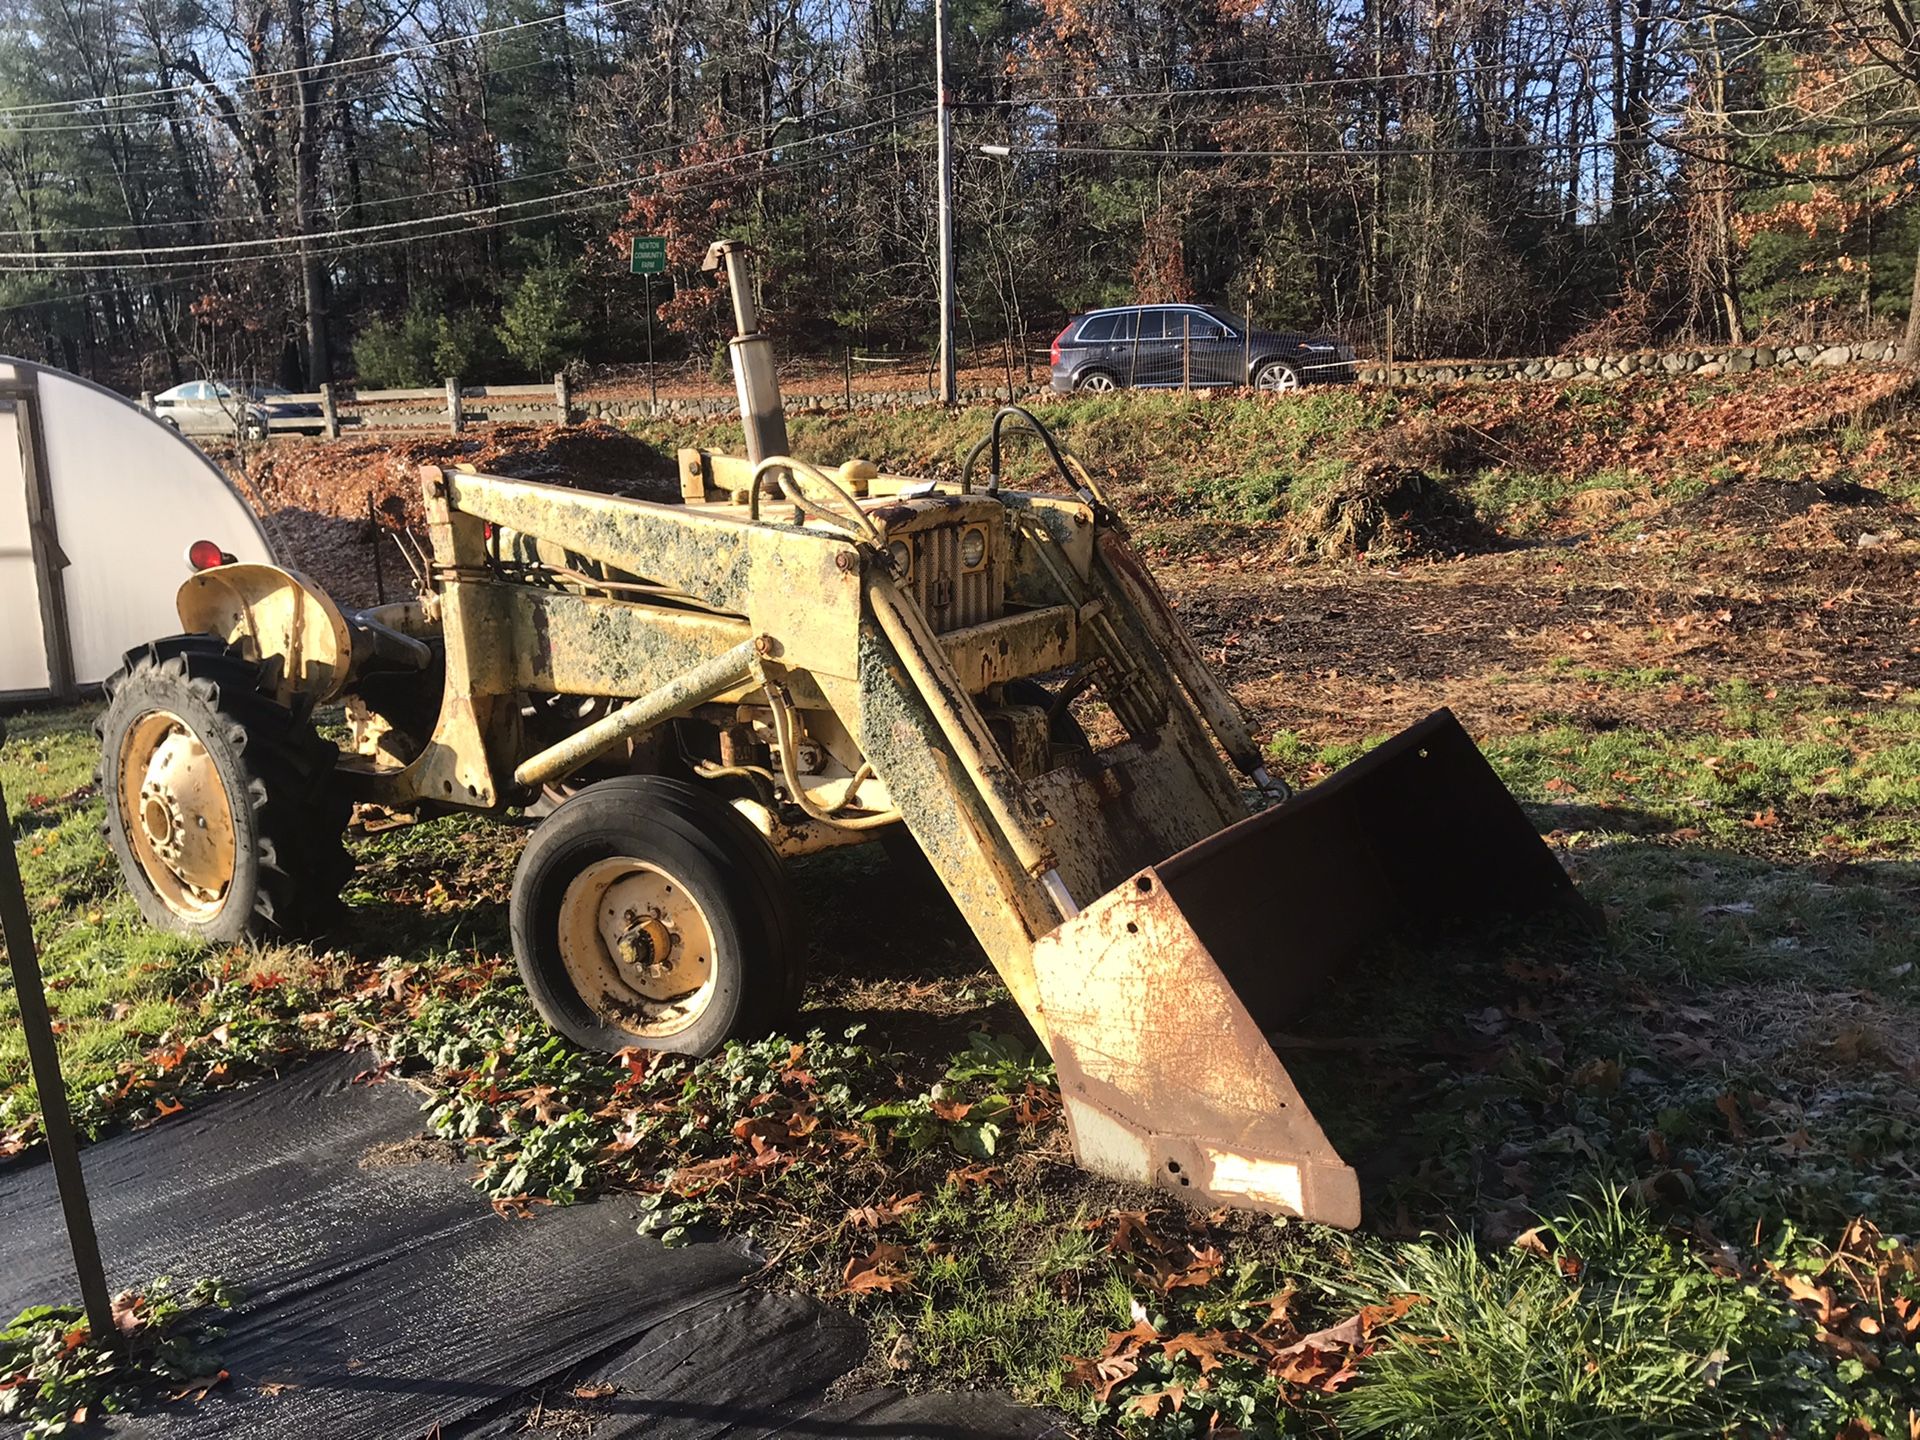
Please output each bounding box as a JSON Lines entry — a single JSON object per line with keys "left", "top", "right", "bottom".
{"left": 609, "top": 907, "right": 675, "bottom": 978}
{"left": 557, "top": 859, "right": 717, "bottom": 1037}
{"left": 118, "top": 709, "right": 238, "bottom": 921}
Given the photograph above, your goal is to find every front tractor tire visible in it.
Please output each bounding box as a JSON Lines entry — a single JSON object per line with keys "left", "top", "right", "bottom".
{"left": 510, "top": 777, "right": 800, "bottom": 1057}
{"left": 97, "top": 637, "right": 352, "bottom": 943}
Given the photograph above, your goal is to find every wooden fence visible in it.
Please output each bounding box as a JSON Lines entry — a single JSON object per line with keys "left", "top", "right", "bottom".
{"left": 140, "top": 374, "right": 573, "bottom": 439}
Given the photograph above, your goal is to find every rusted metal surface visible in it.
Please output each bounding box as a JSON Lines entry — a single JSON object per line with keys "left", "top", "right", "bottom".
{"left": 1093, "top": 531, "right": 1265, "bottom": 778}
{"left": 148, "top": 413, "right": 1587, "bottom": 1236}
{"left": 513, "top": 638, "right": 762, "bottom": 788}
{"left": 866, "top": 573, "right": 1057, "bottom": 882}
{"left": 1155, "top": 708, "right": 1588, "bottom": 1027}
{"left": 938, "top": 604, "right": 1074, "bottom": 693}
{"left": 116, "top": 708, "right": 238, "bottom": 923}
{"left": 1027, "top": 735, "right": 1245, "bottom": 904}
{"left": 1022, "top": 707, "right": 1586, "bottom": 1226}
{"left": 1000, "top": 493, "right": 1096, "bottom": 603}
{"left": 177, "top": 563, "right": 353, "bottom": 704}
{"left": 1030, "top": 867, "right": 1362, "bottom": 1226}
{"left": 351, "top": 466, "right": 513, "bottom": 808}
{"left": 814, "top": 644, "right": 1060, "bottom": 1047}
{"left": 441, "top": 468, "right": 864, "bottom": 679}
{"left": 486, "top": 586, "right": 754, "bottom": 699}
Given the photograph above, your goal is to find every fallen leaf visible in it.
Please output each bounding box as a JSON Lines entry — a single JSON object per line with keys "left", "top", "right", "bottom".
{"left": 1064, "top": 1351, "right": 1139, "bottom": 1403}
{"left": 1098, "top": 1210, "right": 1157, "bottom": 1257}
{"left": 845, "top": 1192, "right": 922, "bottom": 1230}
{"left": 843, "top": 1243, "right": 913, "bottom": 1295}
{"left": 1714, "top": 1093, "right": 1749, "bottom": 1140}
{"left": 1161, "top": 1330, "right": 1247, "bottom": 1374}
{"left": 170, "top": 1369, "right": 229, "bottom": 1402}
{"left": 570, "top": 1382, "right": 616, "bottom": 1400}
{"left": 946, "top": 1163, "right": 1004, "bottom": 1191}
{"left": 1130, "top": 1384, "right": 1187, "bottom": 1417}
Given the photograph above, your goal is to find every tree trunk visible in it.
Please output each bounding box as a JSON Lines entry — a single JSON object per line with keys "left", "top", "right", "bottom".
{"left": 286, "top": 0, "right": 330, "bottom": 386}
{"left": 1903, "top": 234, "right": 1920, "bottom": 365}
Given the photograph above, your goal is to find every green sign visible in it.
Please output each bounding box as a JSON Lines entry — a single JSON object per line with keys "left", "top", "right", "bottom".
{"left": 629, "top": 236, "right": 668, "bottom": 275}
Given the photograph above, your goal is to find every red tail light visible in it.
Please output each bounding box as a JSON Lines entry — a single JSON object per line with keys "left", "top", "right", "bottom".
{"left": 1051, "top": 324, "right": 1070, "bottom": 366}
{"left": 186, "top": 539, "right": 230, "bottom": 571}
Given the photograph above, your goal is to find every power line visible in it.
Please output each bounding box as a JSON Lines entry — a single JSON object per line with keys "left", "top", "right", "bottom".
{"left": 0, "top": 44, "right": 603, "bottom": 137}
{"left": 1, "top": 128, "right": 927, "bottom": 295}
{"left": 0, "top": 0, "right": 647, "bottom": 125}
{"left": 0, "top": 83, "right": 934, "bottom": 239}
{"left": 0, "top": 113, "right": 928, "bottom": 264}
{"left": 0, "top": 122, "right": 934, "bottom": 275}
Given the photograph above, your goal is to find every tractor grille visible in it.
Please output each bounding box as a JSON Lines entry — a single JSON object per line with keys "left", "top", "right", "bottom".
{"left": 908, "top": 521, "right": 1001, "bottom": 633}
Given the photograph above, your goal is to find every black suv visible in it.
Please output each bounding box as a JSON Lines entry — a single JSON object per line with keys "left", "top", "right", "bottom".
{"left": 1049, "top": 304, "right": 1354, "bottom": 393}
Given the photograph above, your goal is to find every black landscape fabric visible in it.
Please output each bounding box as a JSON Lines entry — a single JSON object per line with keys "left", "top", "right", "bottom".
{"left": 0, "top": 1052, "right": 1063, "bottom": 1438}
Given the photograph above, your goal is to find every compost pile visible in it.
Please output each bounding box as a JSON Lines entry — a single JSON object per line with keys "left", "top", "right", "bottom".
{"left": 237, "top": 423, "right": 677, "bottom": 605}
{"left": 1288, "top": 461, "right": 1490, "bottom": 562}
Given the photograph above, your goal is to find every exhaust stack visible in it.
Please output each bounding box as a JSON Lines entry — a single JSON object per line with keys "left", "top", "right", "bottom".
{"left": 705, "top": 239, "right": 790, "bottom": 464}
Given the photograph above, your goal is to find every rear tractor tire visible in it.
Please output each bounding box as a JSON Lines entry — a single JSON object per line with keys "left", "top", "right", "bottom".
{"left": 509, "top": 776, "right": 800, "bottom": 1057}
{"left": 97, "top": 636, "right": 352, "bottom": 943}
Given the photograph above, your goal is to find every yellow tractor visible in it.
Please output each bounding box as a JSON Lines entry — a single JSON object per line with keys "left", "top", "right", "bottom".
{"left": 98, "top": 242, "right": 1579, "bottom": 1226}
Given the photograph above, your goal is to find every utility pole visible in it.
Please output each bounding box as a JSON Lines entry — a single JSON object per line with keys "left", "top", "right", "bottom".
{"left": 934, "top": 0, "right": 957, "bottom": 406}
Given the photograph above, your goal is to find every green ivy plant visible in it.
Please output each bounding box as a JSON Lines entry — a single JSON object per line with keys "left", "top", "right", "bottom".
{"left": 0, "top": 1277, "right": 235, "bottom": 1438}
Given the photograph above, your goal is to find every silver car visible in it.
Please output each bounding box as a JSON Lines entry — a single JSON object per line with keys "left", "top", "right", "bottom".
{"left": 150, "top": 380, "right": 278, "bottom": 439}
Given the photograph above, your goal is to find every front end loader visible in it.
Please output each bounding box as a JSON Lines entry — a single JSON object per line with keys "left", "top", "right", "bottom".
{"left": 97, "top": 242, "right": 1580, "bottom": 1226}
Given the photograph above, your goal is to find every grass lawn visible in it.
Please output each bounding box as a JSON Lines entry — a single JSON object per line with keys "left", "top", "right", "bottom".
{"left": 6, "top": 373, "right": 1920, "bottom": 1437}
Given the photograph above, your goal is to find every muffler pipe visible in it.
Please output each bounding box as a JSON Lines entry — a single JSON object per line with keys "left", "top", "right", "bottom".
{"left": 705, "top": 239, "right": 790, "bottom": 465}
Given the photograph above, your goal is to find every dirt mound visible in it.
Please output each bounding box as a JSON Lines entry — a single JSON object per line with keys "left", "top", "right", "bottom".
{"left": 1288, "top": 462, "right": 1492, "bottom": 562}
{"left": 1354, "top": 416, "right": 1497, "bottom": 477}
{"left": 1684, "top": 475, "right": 1886, "bottom": 524}
{"left": 238, "top": 421, "right": 680, "bottom": 606}
{"left": 244, "top": 421, "right": 676, "bottom": 529}
{"left": 1678, "top": 476, "right": 1908, "bottom": 550}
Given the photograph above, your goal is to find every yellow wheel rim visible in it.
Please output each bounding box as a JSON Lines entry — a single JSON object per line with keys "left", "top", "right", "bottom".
{"left": 117, "top": 708, "right": 238, "bottom": 923}
{"left": 556, "top": 858, "right": 718, "bottom": 1037}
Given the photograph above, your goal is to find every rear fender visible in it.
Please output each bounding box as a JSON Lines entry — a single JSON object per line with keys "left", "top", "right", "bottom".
{"left": 177, "top": 563, "right": 353, "bottom": 706}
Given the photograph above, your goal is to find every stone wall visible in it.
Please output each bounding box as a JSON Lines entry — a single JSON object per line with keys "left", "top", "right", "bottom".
{"left": 1358, "top": 338, "right": 1903, "bottom": 387}
{"left": 337, "top": 339, "right": 1905, "bottom": 436}
{"left": 571, "top": 385, "right": 1009, "bottom": 423}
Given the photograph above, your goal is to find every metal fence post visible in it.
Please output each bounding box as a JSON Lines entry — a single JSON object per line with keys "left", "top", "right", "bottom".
{"left": 0, "top": 737, "right": 116, "bottom": 1345}
{"left": 1182, "top": 312, "right": 1192, "bottom": 392}
{"left": 1244, "top": 293, "right": 1254, "bottom": 387}
{"left": 446, "top": 377, "right": 463, "bottom": 436}
{"left": 320, "top": 381, "right": 339, "bottom": 439}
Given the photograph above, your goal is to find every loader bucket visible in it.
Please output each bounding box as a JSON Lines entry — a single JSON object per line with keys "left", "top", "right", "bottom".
{"left": 1028, "top": 709, "right": 1585, "bottom": 1227}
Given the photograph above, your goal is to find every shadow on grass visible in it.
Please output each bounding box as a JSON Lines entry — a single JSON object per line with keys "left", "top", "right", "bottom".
{"left": 789, "top": 842, "right": 1031, "bottom": 1059}
{"left": 1269, "top": 834, "right": 1920, "bottom": 1241}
